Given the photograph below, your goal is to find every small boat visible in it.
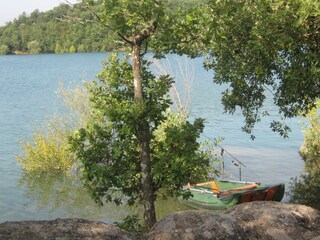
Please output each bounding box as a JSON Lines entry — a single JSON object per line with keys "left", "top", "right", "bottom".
{"left": 181, "top": 180, "right": 285, "bottom": 210}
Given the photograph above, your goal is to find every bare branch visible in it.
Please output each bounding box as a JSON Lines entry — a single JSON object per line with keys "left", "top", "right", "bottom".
{"left": 118, "top": 33, "right": 134, "bottom": 45}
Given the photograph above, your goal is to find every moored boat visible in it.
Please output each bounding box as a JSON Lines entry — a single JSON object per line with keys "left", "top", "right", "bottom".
{"left": 181, "top": 180, "right": 285, "bottom": 210}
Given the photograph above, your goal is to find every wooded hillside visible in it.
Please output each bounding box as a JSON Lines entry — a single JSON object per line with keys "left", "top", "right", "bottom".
{"left": 0, "top": 3, "right": 119, "bottom": 54}
{"left": 0, "top": 0, "right": 199, "bottom": 55}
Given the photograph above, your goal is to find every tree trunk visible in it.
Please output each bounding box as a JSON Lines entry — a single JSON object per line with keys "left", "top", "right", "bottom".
{"left": 132, "top": 44, "right": 157, "bottom": 230}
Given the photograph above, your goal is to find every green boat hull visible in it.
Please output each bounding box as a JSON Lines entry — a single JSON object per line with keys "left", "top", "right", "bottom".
{"left": 181, "top": 180, "right": 285, "bottom": 210}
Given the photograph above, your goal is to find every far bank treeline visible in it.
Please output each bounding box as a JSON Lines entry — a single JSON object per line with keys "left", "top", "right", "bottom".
{"left": 0, "top": 0, "right": 198, "bottom": 55}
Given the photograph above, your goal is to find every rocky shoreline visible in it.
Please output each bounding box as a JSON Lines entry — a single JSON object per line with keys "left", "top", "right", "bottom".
{"left": 1, "top": 201, "right": 320, "bottom": 240}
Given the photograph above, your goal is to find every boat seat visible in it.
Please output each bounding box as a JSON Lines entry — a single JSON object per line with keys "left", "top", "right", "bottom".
{"left": 194, "top": 181, "right": 220, "bottom": 193}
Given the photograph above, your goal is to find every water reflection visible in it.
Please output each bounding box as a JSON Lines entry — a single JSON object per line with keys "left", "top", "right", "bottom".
{"left": 18, "top": 172, "right": 192, "bottom": 223}
{"left": 18, "top": 172, "right": 138, "bottom": 223}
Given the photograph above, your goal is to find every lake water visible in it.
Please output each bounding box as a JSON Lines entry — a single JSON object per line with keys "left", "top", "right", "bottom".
{"left": 0, "top": 52, "right": 304, "bottom": 223}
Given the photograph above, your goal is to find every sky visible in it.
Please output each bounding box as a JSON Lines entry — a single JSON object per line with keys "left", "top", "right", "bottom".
{"left": 0, "top": 0, "right": 78, "bottom": 26}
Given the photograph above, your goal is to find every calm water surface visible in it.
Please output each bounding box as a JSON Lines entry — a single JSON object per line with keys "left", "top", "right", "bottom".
{"left": 0, "top": 53, "right": 304, "bottom": 223}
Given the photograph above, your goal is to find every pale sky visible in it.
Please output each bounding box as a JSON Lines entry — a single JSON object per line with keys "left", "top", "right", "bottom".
{"left": 0, "top": 0, "right": 78, "bottom": 26}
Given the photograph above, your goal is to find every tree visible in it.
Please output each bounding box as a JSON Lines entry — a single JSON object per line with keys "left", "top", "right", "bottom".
{"left": 95, "top": 0, "right": 165, "bottom": 229}
{"left": 70, "top": 0, "right": 214, "bottom": 230}
{"left": 158, "top": 0, "right": 320, "bottom": 138}
{"left": 69, "top": 45, "right": 76, "bottom": 53}
{"left": 0, "top": 2, "right": 118, "bottom": 54}
{"left": 17, "top": 84, "right": 92, "bottom": 173}
{"left": 70, "top": 54, "right": 213, "bottom": 229}
{"left": 300, "top": 101, "right": 320, "bottom": 174}
{"left": 55, "top": 42, "right": 63, "bottom": 54}
{"left": 27, "top": 40, "right": 42, "bottom": 54}
{"left": 289, "top": 101, "right": 320, "bottom": 210}
{"left": 0, "top": 44, "right": 9, "bottom": 55}
{"left": 289, "top": 173, "right": 320, "bottom": 210}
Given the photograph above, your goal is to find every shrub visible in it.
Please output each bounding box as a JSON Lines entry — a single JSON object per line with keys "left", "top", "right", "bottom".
{"left": 17, "top": 117, "right": 77, "bottom": 173}
{"left": 17, "top": 84, "right": 92, "bottom": 173}
{"left": 289, "top": 173, "right": 320, "bottom": 210}
{"left": 289, "top": 101, "right": 320, "bottom": 210}
{"left": 299, "top": 101, "right": 320, "bottom": 174}
{"left": 27, "top": 40, "right": 42, "bottom": 54}
{"left": 0, "top": 44, "right": 9, "bottom": 55}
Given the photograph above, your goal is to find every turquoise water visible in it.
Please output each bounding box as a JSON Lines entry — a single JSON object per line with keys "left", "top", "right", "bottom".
{"left": 0, "top": 53, "right": 304, "bottom": 223}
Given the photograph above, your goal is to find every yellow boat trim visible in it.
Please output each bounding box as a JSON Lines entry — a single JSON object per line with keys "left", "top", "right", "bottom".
{"left": 194, "top": 181, "right": 220, "bottom": 193}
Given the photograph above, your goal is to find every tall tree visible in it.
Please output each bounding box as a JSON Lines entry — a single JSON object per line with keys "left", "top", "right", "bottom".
{"left": 95, "top": 0, "right": 163, "bottom": 229}
{"left": 70, "top": 0, "right": 213, "bottom": 230}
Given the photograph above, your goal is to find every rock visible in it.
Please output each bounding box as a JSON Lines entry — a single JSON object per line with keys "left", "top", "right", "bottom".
{"left": 146, "top": 210, "right": 246, "bottom": 240}
{"left": 1, "top": 202, "right": 320, "bottom": 240}
{"left": 0, "top": 218, "right": 136, "bottom": 240}
{"left": 225, "top": 201, "right": 320, "bottom": 240}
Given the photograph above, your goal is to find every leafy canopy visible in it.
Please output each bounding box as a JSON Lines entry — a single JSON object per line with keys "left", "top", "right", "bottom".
{"left": 156, "top": 0, "right": 320, "bottom": 138}
{"left": 289, "top": 101, "right": 320, "bottom": 210}
{"left": 300, "top": 101, "right": 320, "bottom": 174}
{"left": 70, "top": 54, "right": 214, "bottom": 206}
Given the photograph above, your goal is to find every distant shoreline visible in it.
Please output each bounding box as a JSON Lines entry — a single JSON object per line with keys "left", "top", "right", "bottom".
{"left": 2, "top": 48, "right": 127, "bottom": 56}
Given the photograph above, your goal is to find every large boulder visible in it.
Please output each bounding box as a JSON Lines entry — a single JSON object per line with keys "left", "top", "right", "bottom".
{"left": 146, "top": 210, "right": 246, "bottom": 240}
{"left": 0, "top": 218, "right": 136, "bottom": 240}
{"left": 226, "top": 201, "right": 320, "bottom": 240}
{"left": 1, "top": 202, "right": 320, "bottom": 240}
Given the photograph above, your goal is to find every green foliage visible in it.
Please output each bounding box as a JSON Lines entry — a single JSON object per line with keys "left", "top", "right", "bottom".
{"left": 17, "top": 118, "right": 76, "bottom": 173}
{"left": 300, "top": 101, "right": 320, "bottom": 174}
{"left": 152, "top": 109, "right": 216, "bottom": 198}
{"left": 27, "top": 40, "right": 42, "bottom": 54}
{"left": 69, "top": 45, "right": 76, "bottom": 53}
{"left": 98, "top": 0, "right": 165, "bottom": 34}
{"left": 114, "top": 215, "right": 147, "bottom": 236}
{"left": 205, "top": 0, "right": 320, "bottom": 136}
{"left": 289, "top": 101, "right": 320, "bottom": 210}
{"left": 157, "top": 0, "right": 320, "bottom": 137}
{"left": 289, "top": 173, "right": 320, "bottom": 210}
{"left": 55, "top": 42, "right": 63, "bottom": 54}
{"left": 17, "top": 84, "right": 92, "bottom": 173}
{"left": 0, "top": 3, "right": 117, "bottom": 54}
{"left": 69, "top": 53, "right": 215, "bottom": 206}
{"left": 0, "top": 1, "right": 200, "bottom": 55}
{"left": 0, "top": 44, "right": 9, "bottom": 55}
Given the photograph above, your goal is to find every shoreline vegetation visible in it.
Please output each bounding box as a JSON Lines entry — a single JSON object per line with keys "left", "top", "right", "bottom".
{"left": 7, "top": 49, "right": 126, "bottom": 55}
{"left": 0, "top": 0, "right": 196, "bottom": 55}
{"left": 4, "top": 0, "right": 319, "bottom": 232}
{"left": 0, "top": 2, "right": 119, "bottom": 55}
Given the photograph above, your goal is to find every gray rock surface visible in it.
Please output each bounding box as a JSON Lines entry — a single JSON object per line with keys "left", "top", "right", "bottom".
{"left": 0, "top": 218, "right": 136, "bottom": 240}
{"left": 226, "top": 201, "right": 320, "bottom": 240}
{"left": 1, "top": 202, "right": 320, "bottom": 240}
{"left": 146, "top": 210, "right": 246, "bottom": 240}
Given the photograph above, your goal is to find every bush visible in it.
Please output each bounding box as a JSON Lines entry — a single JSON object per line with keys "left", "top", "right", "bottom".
{"left": 114, "top": 215, "right": 147, "bottom": 236}
{"left": 299, "top": 101, "right": 320, "bottom": 174}
{"left": 70, "top": 45, "right": 76, "bottom": 53}
{"left": 289, "top": 173, "right": 320, "bottom": 210}
{"left": 17, "top": 84, "right": 92, "bottom": 173}
{"left": 0, "top": 44, "right": 9, "bottom": 55}
{"left": 17, "top": 117, "right": 77, "bottom": 173}
{"left": 27, "top": 40, "right": 42, "bottom": 54}
{"left": 289, "top": 101, "right": 320, "bottom": 210}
